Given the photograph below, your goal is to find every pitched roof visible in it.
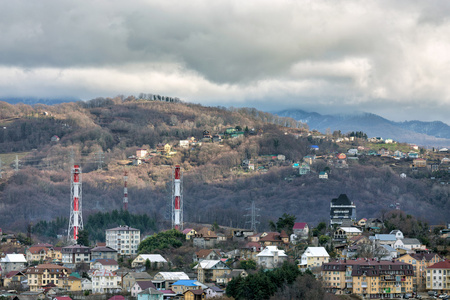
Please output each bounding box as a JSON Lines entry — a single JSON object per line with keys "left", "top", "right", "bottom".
{"left": 5, "top": 270, "right": 25, "bottom": 278}
{"left": 1, "top": 254, "right": 27, "bottom": 263}
{"left": 293, "top": 222, "right": 307, "bottom": 230}
{"left": 27, "top": 246, "right": 49, "bottom": 254}
{"left": 256, "top": 246, "right": 287, "bottom": 257}
{"left": 259, "top": 232, "right": 283, "bottom": 242}
{"left": 91, "top": 246, "right": 117, "bottom": 252}
{"left": 401, "top": 238, "right": 421, "bottom": 245}
{"left": 136, "top": 254, "right": 167, "bottom": 263}
{"left": 136, "top": 281, "right": 156, "bottom": 290}
{"left": 195, "top": 228, "right": 218, "bottom": 238}
{"left": 370, "top": 234, "right": 396, "bottom": 241}
{"left": 194, "top": 260, "right": 230, "bottom": 270}
{"left": 428, "top": 260, "right": 450, "bottom": 269}
{"left": 139, "top": 288, "right": 163, "bottom": 295}
{"left": 182, "top": 228, "right": 194, "bottom": 234}
{"left": 93, "top": 259, "right": 118, "bottom": 266}
{"left": 154, "top": 272, "right": 189, "bottom": 281}
{"left": 410, "top": 253, "right": 442, "bottom": 261}
{"left": 303, "top": 247, "right": 329, "bottom": 257}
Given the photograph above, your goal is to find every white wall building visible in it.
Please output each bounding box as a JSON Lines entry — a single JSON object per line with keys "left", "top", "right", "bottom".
{"left": 0, "top": 254, "right": 27, "bottom": 274}
{"left": 106, "top": 225, "right": 140, "bottom": 256}
{"left": 256, "top": 246, "right": 287, "bottom": 269}
{"left": 91, "top": 269, "right": 121, "bottom": 294}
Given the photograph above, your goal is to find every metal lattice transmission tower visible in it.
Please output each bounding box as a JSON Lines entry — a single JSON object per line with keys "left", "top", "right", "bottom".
{"left": 96, "top": 151, "right": 104, "bottom": 170}
{"left": 171, "top": 165, "right": 183, "bottom": 230}
{"left": 245, "top": 201, "right": 260, "bottom": 231}
{"left": 68, "top": 165, "right": 83, "bottom": 243}
{"left": 123, "top": 171, "right": 128, "bottom": 211}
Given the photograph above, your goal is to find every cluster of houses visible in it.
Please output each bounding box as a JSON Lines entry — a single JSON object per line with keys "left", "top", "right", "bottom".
{"left": 0, "top": 225, "right": 231, "bottom": 300}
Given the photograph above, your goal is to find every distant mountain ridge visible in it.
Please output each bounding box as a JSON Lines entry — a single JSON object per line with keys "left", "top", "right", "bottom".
{"left": 0, "top": 97, "right": 81, "bottom": 106}
{"left": 275, "top": 109, "right": 450, "bottom": 147}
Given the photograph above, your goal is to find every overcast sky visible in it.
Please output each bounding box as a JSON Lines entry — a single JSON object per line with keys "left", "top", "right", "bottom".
{"left": 1, "top": 0, "right": 450, "bottom": 123}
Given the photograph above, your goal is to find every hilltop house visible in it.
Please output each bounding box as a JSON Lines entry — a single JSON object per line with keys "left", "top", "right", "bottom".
{"left": 0, "top": 254, "right": 27, "bottom": 274}
{"left": 152, "top": 272, "right": 190, "bottom": 290}
{"left": 259, "top": 231, "right": 289, "bottom": 247}
{"left": 292, "top": 222, "right": 309, "bottom": 239}
{"left": 193, "top": 228, "right": 218, "bottom": 248}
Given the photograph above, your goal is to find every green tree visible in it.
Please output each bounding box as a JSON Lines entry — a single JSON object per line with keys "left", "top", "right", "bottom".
{"left": 145, "top": 259, "right": 151, "bottom": 270}
{"left": 138, "top": 229, "right": 185, "bottom": 253}
{"left": 269, "top": 213, "right": 296, "bottom": 235}
{"left": 239, "top": 259, "right": 257, "bottom": 270}
{"left": 77, "top": 229, "right": 90, "bottom": 247}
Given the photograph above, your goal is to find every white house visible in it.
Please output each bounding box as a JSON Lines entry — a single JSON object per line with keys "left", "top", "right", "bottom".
{"left": 299, "top": 247, "right": 330, "bottom": 269}
{"left": 0, "top": 254, "right": 27, "bottom": 274}
{"left": 131, "top": 280, "right": 157, "bottom": 297}
{"left": 256, "top": 246, "right": 287, "bottom": 269}
{"left": 81, "top": 278, "right": 92, "bottom": 291}
{"left": 394, "top": 238, "right": 422, "bottom": 250}
{"left": 319, "top": 171, "right": 328, "bottom": 179}
{"left": 91, "top": 269, "right": 121, "bottom": 294}
{"left": 90, "top": 259, "right": 119, "bottom": 272}
{"left": 131, "top": 254, "right": 167, "bottom": 269}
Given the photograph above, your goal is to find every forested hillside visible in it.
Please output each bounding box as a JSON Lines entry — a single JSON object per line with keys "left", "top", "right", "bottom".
{"left": 0, "top": 97, "right": 448, "bottom": 240}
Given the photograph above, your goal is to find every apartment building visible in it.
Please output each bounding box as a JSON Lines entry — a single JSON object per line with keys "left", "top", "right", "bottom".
{"left": 106, "top": 225, "right": 140, "bottom": 256}
{"left": 322, "top": 259, "right": 414, "bottom": 298}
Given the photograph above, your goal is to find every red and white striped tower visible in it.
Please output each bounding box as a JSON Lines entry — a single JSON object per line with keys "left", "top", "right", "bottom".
{"left": 123, "top": 171, "right": 128, "bottom": 211}
{"left": 68, "top": 165, "right": 83, "bottom": 242}
{"left": 172, "top": 165, "right": 183, "bottom": 230}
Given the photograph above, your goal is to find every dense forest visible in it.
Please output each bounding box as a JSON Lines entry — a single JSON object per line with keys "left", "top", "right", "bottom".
{"left": 0, "top": 97, "right": 448, "bottom": 240}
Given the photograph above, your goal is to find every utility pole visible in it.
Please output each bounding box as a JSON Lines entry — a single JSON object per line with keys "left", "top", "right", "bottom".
{"left": 245, "top": 200, "right": 260, "bottom": 232}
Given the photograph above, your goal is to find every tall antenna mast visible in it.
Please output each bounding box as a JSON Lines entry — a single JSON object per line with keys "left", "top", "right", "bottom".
{"left": 172, "top": 165, "right": 183, "bottom": 230}
{"left": 68, "top": 165, "right": 83, "bottom": 242}
{"left": 123, "top": 171, "right": 128, "bottom": 211}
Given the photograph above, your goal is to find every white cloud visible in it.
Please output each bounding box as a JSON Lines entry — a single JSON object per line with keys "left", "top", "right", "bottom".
{"left": 0, "top": 0, "right": 449, "bottom": 123}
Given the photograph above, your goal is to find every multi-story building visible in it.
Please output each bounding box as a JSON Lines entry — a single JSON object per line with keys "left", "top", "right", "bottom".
{"left": 106, "top": 225, "right": 140, "bottom": 256}
{"left": 426, "top": 260, "right": 450, "bottom": 294}
{"left": 330, "top": 194, "right": 356, "bottom": 225}
{"left": 299, "top": 247, "right": 330, "bottom": 270}
{"left": 24, "top": 263, "right": 71, "bottom": 291}
{"left": 398, "top": 253, "right": 443, "bottom": 289}
{"left": 322, "top": 259, "right": 414, "bottom": 298}
{"left": 91, "top": 269, "right": 121, "bottom": 294}
{"left": 61, "top": 245, "right": 91, "bottom": 268}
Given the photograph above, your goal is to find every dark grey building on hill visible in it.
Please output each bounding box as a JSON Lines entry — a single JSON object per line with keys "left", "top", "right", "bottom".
{"left": 330, "top": 194, "right": 356, "bottom": 225}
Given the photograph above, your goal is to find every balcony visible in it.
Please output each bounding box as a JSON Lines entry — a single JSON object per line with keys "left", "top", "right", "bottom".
{"left": 346, "top": 283, "right": 353, "bottom": 288}
{"left": 361, "top": 282, "right": 368, "bottom": 288}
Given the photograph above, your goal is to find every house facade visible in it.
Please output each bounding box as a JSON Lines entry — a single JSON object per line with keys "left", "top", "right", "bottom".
{"left": 25, "top": 264, "right": 70, "bottom": 291}
{"left": 256, "top": 246, "right": 287, "bottom": 269}
{"left": 299, "top": 247, "right": 330, "bottom": 269}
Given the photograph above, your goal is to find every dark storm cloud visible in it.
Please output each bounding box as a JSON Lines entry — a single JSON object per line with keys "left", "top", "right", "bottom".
{"left": 0, "top": 0, "right": 449, "bottom": 123}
